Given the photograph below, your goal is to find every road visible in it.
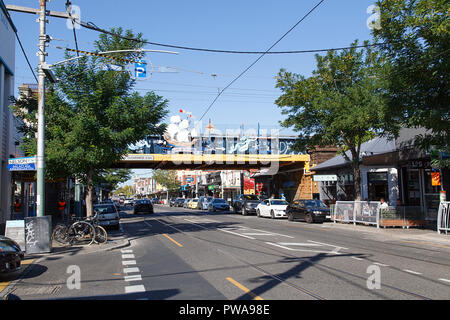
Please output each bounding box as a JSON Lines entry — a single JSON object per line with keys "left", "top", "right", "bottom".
{"left": 2, "top": 204, "right": 449, "bottom": 300}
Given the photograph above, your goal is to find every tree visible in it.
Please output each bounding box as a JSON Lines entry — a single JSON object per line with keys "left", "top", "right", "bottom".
{"left": 12, "top": 28, "right": 168, "bottom": 216}
{"left": 152, "top": 170, "right": 180, "bottom": 195}
{"left": 114, "top": 185, "right": 135, "bottom": 198}
{"left": 373, "top": 0, "right": 450, "bottom": 167}
{"left": 275, "top": 41, "right": 392, "bottom": 200}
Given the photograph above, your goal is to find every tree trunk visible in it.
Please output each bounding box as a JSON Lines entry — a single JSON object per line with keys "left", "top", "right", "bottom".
{"left": 353, "top": 163, "right": 362, "bottom": 201}
{"left": 85, "top": 170, "right": 94, "bottom": 217}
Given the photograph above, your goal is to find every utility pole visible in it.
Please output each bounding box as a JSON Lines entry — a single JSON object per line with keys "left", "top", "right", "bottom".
{"left": 6, "top": 2, "right": 75, "bottom": 218}
{"left": 36, "top": 0, "right": 47, "bottom": 217}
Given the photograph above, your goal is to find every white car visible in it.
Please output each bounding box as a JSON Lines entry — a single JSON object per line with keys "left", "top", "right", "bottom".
{"left": 202, "top": 197, "right": 213, "bottom": 210}
{"left": 256, "top": 199, "right": 288, "bottom": 219}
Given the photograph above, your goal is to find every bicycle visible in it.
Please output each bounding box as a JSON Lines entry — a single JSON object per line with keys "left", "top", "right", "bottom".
{"left": 52, "top": 213, "right": 107, "bottom": 246}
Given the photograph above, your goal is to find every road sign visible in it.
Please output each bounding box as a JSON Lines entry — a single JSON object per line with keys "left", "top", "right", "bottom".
{"left": 8, "top": 157, "right": 36, "bottom": 171}
{"left": 135, "top": 60, "right": 146, "bottom": 78}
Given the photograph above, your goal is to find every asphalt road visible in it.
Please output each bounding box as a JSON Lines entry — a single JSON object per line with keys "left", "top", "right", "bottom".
{"left": 118, "top": 205, "right": 450, "bottom": 300}
{"left": 2, "top": 205, "right": 449, "bottom": 300}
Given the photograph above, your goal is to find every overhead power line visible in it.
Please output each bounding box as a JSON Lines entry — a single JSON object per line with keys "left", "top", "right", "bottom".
{"left": 199, "top": 0, "right": 326, "bottom": 121}
{"left": 73, "top": 12, "right": 388, "bottom": 55}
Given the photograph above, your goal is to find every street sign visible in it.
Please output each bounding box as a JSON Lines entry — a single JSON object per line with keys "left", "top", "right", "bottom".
{"left": 185, "top": 177, "right": 194, "bottom": 183}
{"left": 135, "top": 60, "right": 146, "bottom": 78}
{"left": 7, "top": 157, "right": 36, "bottom": 171}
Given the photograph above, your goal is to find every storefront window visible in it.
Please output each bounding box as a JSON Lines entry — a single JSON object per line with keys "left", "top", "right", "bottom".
{"left": 405, "top": 169, "right": 421, "bottom": 206}
{"left": 368, "top": 172, "right": 388, "bottom": 202}
{"left": 423, "top": 169, "right": 440, "bottom": 220}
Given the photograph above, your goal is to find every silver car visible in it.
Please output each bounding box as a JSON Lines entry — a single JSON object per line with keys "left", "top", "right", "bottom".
{"left": 93, "top": 204, "right": 120, "bottom": 230}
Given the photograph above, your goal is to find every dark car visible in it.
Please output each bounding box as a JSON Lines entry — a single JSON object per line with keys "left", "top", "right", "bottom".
{"left": 233, "top": 194, "right": 261, "bottom": 215}
{"left": 208, "top": 198, "right": 230, "bottom": 212}
{"left": 286, "top": 199, "right": 330, "bottom": 223}
{"left": 151, "top": 198, "right": 160, "bottom": 205}
{"left": 0, "top": 236, "right": 24, "bottom": 273}
{"left": 169, "top": 198, "right": 177, "bottom": 207}
{"left": 134, "top": 199, "right": 154, "bottom": 214}
{"left": 175, "top": 198, "right": 185, "bottom": 207}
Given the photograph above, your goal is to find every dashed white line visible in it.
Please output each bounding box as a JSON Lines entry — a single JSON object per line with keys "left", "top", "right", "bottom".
{"left": 124, "top": 275, "right": 143, "bottom": 282}
{"left": 121, "top": 249, "right": 133, "bottom": 253}
{"left": 403, "top": 269, "right": 422, "bottom": 275}
{"left": 374, "top": 262, "right": 390, "bottom": 267}
{"left": 125, "top": 285, "right": 146, "bottom": 293}
{"left": 439, "top": 278, "right": 450, "bottom": 284}
{"left": 123, "top": 267, "right": 140, "bottom": 274}
{"left": 351, "top": 257, "right": 364, "bottom": 261}
{"left": 122, "top": 254, "right": 135, "bottom": 259}
{"left": 122, "top": 260, "right": 137, "bottom": 266}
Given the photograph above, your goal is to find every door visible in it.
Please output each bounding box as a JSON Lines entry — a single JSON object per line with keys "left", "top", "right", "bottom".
{"left": 261, "top": 200, "right": 270, "bottom": 216}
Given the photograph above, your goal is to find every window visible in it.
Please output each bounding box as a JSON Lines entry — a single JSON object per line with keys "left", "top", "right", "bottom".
{"left": 368, "top": 172, "right": 388, "bottom": 202}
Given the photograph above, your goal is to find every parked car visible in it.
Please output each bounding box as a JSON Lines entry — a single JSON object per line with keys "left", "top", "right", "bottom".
{"left": 256, "top": 199, "right": 288, "bottom": 219}
{"left": 232, "top": 194, "right": 261, "bottom": 215}
{"left": 133, "top": 199, "right": 154, "bottom": 214}
{"left": 183, "top": 198, "right": 191, "bottom": 208}
{"left": 201, "top": 197, "right": 213, "bottom": 210}
{"left": 286, "top": 199, "right": 330, "bottom": 223}
{"left": 93, "top": 203, "right": 121, "bottom": 230}
{"left": 208, "top": 198, "right": 230, "bottom": 212}
{"left": 175, "top": 198, "right": 186, "bottom": 207}
{"left": 169, "top": 198, "right": 177, "bottom": 207}
{"left": 151, "top": 198, "right": 160, "bottom": 204}
{"left": 188, "top": 198, "right": 200, "bottom": 209}
{"left": 124, "top": 199, "right": 134, "bottom": 206}
{"left": 0, "top": 236, "right": 24, "bottom": 273}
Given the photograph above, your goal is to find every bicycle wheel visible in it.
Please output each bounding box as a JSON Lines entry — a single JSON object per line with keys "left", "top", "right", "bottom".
{"left": 52, "top": 224, "right": 70, "bottom": 245}
{"left": 68, "top": 221, "right": 95, "bottom": 246}
{"left": 94, "top": 225, "right": 108, "bottom": 245}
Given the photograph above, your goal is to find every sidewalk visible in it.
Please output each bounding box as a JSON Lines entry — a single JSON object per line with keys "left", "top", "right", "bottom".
{"left": 323, "top": 221, "right": 450, "bottom": 248}
{"left": 0, "top": 228, "right": 130, "bottom": 299}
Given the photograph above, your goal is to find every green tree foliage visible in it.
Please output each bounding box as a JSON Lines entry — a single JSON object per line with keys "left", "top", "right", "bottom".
{"left": 275, "top": 41, "right": 391, "bottom": 200}
{"left": 93, "top": 169, "right": 133, "bottom": 192}
{"left": 374, "top": 0, "right": 449, "bottom": 167}
{"left": 152, "top": 170, "right": 180, "bottom": 192}
{"left": 11, "top": 28, "right": 168, "bottom": 216}
{"left": 114, "top": 185, "right": 135, "bottom": 198}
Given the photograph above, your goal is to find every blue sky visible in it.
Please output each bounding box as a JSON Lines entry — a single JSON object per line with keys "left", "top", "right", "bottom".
{"left": 7, "top": 0, "right": 378, "bottom": 182}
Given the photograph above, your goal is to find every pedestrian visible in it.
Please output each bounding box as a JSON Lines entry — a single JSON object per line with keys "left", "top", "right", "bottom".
{"left": 380, "top": 198, "right": 389, "bottom": 210}
{"left": 13, "top": 199, "right": 22, "bottom": 213}
{"left": 58, "top": 198, "right": 67, "bottom": 218}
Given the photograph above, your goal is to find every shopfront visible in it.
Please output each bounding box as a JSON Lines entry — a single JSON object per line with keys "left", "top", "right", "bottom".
{"left": 399, "top": 160, "right": 440, "bottom": 221}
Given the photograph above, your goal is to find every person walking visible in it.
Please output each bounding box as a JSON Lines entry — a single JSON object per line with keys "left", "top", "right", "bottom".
{"left": 57, "top": 198, "right": 67, "bottom": 219}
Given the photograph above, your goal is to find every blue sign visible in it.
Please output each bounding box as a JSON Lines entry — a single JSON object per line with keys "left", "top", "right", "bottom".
{"left": 185, "top": 177, "right": 194, "bottom": 183}
{"left": 8, "top": 157, "right": 36, "bottom": 172}
{"left": 135, "top": 60, "right": 146, "bottom": 78}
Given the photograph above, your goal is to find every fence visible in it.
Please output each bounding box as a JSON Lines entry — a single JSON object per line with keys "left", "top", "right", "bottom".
{"left": 333, "top": 201, "right": 381, "bottom": 228}
{"left": 437, "top": 202, "right": 450, "bottom": 235}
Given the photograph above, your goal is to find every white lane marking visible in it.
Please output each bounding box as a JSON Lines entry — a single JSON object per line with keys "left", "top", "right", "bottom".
{"left": 122, "top": 254, "right": 135, "bottom": 259}
{"left": 351, "top": 257, "right": 364, "bottom": 261}
{"left": 218, "top": 228, "right": 256, "bottom": 239}
{"left": 242, "top": 233, "right": 278, "bottom": 236}
{"left": 278, "top": 243, "right": 323, "bottom": 246}
{"left": 239, "top": 226, "right": 294, "bottom": 239}
{"left": 307, "top": 240, "right": 349, "bottom": 250}
{"left": 125, "top": 285, "right": 146, "bottom": 293}
{"left": 121, "top": 249, "right": 133, "bottom": 253}
{"left": 124, "top": 275, "right": 143, "bottom": 282}
{"left": 265, "top": 242, "right": 332, "bottom": 254}
{"left": 439, "top": 278, "right": 450, "bottom": 283}
{"left": 123, "top": 267, "right": 140, "bottom": 274}
{"left": 374, "top": 262, "right": 390, "bottom": 267}
{"left": 403, "top": 269, "right": 422, "bottom": 275}
{"left": 122, "top": 260, "right": 137, "bottom": 266}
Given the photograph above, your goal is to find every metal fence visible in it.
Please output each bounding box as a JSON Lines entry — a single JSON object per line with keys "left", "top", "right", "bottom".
{"left": 437, "top": 202, "right": 450, "bottom": 235}
{"left": 333, "top": 201, "right": 381, "bottom": 228}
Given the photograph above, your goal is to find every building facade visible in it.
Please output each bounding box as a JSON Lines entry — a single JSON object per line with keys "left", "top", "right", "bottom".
{"left": 0, "top": 1, "right": 16, "bottom": 231}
